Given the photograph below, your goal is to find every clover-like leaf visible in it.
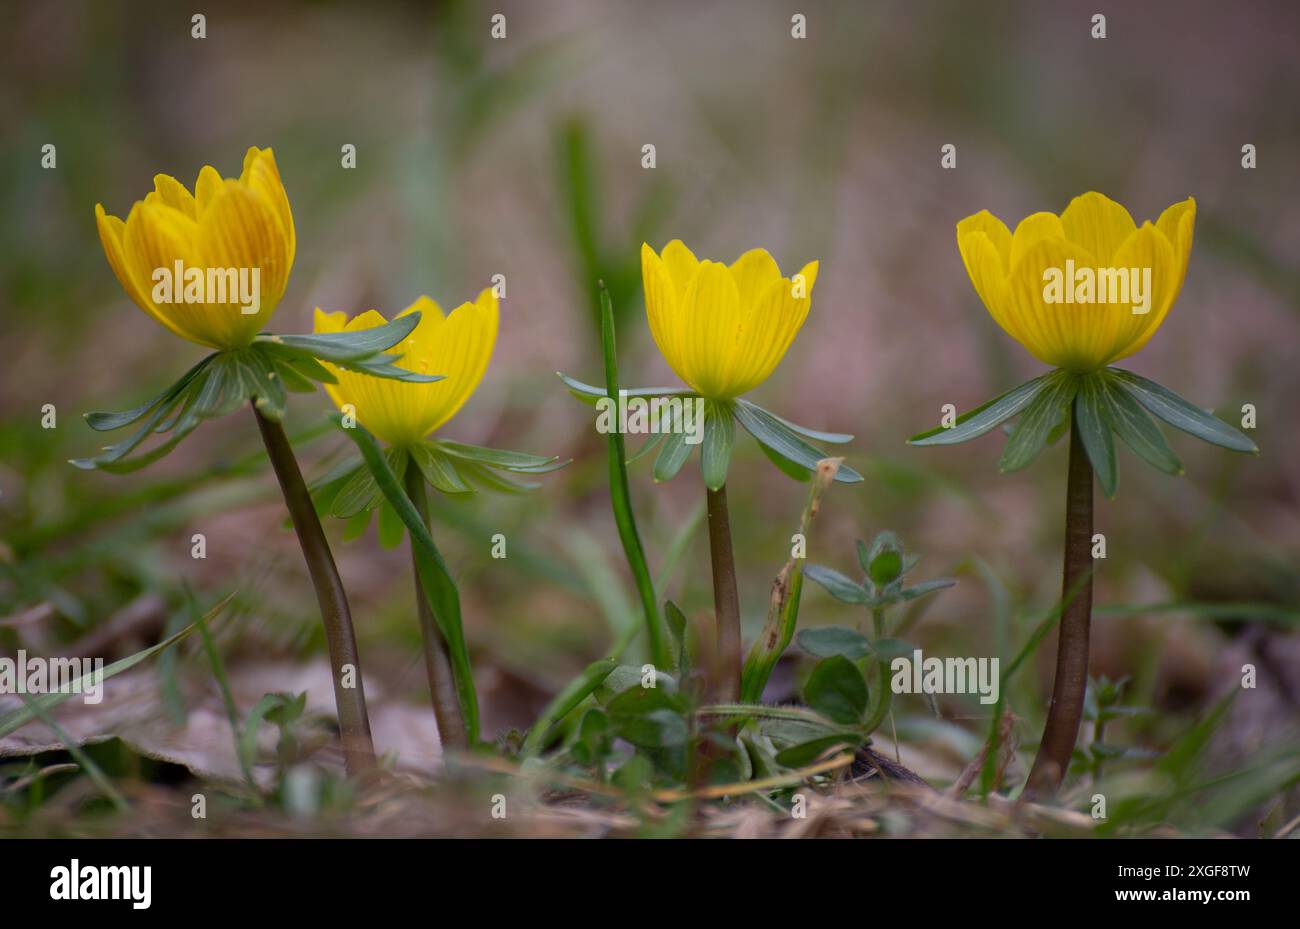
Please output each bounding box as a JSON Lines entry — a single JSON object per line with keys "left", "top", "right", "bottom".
{"left": 899, "top": 578, "right": 957, "bottom": 602}
{"left": 804, "top": 656, "right": 868, "bottom": 725}
{"left": 804, "top": 564, "right": 868, "bottom": 604}
{"left": 796, "top": 626, "right": 873, "bottom": 661}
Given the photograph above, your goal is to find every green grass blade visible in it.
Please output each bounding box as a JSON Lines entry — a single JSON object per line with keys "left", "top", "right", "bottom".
{"left": 520, "top": 658, "right": 618, "bottom": 758}
{"left": 239, "top": 693, "right": 292, "bottom": 780}
{"left": 596, "top": 286, "right": 669, "bottom": 670}
{"left": 654, "top": 500, "right": 705, "bottom": 593}
{"left": 191, "top": 586, "right": 257, "bottom": 791}
{"left": 0, "top": 590, "right": 237, "bottom": 738}
{"left": 17, "top": 693, "right": 129, "bottom": 812}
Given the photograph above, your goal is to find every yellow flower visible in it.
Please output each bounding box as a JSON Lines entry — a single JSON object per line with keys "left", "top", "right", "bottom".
{"left": 956, "top": 192, "right": 1195, "bottom": 372}
{"left": 641, "top": 240, "right": 819, "bottom": 399}
{"left": 94, "top": 146, "right": 296, "bottom": 351}
{"left": 314, "top": 290, "right": 499, "bottom": 446}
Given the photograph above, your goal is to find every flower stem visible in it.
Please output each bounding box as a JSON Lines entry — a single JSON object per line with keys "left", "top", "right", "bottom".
{"left": 1025, "top": 414, "right": 1094, "bottom": 798}
{"left": 253, "top": 407, "right": 374, "bottom": 776}
{"left": 404, "top": 465, "right": 468, "bottom": 750}
{"left": 706, "top": 484, "right": 742, "bottom": 702}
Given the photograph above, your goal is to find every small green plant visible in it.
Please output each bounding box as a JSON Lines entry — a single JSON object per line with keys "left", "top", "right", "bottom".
{"left": 514, "top": 524, "right": 958, "bottom": 812}
{"left": 1077, "top": 675, "right": 1157, "bottom": 783}
{"left": 785, "top": 531, "right": 956, "bottom": 759}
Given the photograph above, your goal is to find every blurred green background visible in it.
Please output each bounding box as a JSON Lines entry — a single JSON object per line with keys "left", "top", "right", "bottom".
{"left": 2, "top": 0, "right": 1298, "bottom": 816}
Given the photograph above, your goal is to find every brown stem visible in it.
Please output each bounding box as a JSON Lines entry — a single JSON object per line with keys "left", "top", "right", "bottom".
{"left": 253, "top": 407, "right": 375, "bottom": 775}
{"left": 1025, "top": 416, "right": 1094, "bottom": 798}
{"left": 404, "top": 465, "right": 468, "bottom": 750}
{"left": 706, "top": 484, "right": 742, "bottom": 702}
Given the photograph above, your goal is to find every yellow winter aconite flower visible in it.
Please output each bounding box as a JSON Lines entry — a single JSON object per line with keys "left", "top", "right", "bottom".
{"left": 956, "top": 192, "right": 1195, "bottom": 372}
{"left": 94, "top": 146, "right": 295, "bottom": 351}
{"left": 641, "top": 240, "right": 819, "bottom": 400}
{"left": 314, "top": 290, "right": 499, "bottom": 446}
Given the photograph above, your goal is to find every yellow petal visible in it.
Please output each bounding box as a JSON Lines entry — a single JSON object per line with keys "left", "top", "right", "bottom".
{"left": 642, "top": 241, "right": 818, "bottom": 399}
{"left": 1004, "top": 237, "right": 1112, "bottom": 370}
{"left": 963, "top": 194, "right": 1196, "bottom": 370}
{"left": 312, "top": 293, "right": 498, "bottom": 446}
{"left": 195, "top": 165, "right": 224, "bottom": 214}
{"left": 399, "top": 296, "right": 448, "bottom": 361}
{"left": 239, "top": 147, "right": 295, "bottom": 271}
{"left": 122, "top": 201, "right": 224, "bottom": 349}
{"left": 97, "top": 148, "right": 299, "bottom": 351}
{"left": 679, "top": 259, "right": 742, "bottom": 398}
{"left": 957, "top": 210, "right": 1012, "bottom": 274}
{"left": 1010, "top": 212, "right": 1065, "bottom": 268}
{"left": 340, "top": 309, "right": 401, "bottom": 436}
{"left": 642, "top": 242, "right": 689, "bottom": 386}
{"left": 1060, "top": 191, "right": 1136, "bottom": 264}
{"left": 95, "top": 204, "right": 167, "bottom": 326}
{"left": 730, "top": 260, "right": 816, "bottom": 395}
{"left": 313, "top": 307, "right": 347, "bottom": 335}
{"left": 343, "top": 309, "right": 390, "bottom": 333}
{"left": 196, "top": 179, "right": 291, "bottom": 345}
{"left": 150, "top": 174, "right": 197, "bottom": 219}
{"left": 240, "top": 147, "right": 263, "bottom": 177}
{"left": 728, "top": 247, "right": 782, "bottom": 307}
{"left": 314, "top": 308, "right": 408, "bottom": 444}
{"left": 314, "top": 307, "right": 355, "bottom": 425}
{"left": 660, "top": 239, "right": 700, "bottom": 302}
{"left": 957, "top": 212, "right": 1014, "bottom": 336}
{"left": 417, "top": 289, "right": 499, "bottom": 434}
{"left": 1105, "top": 222, "right": 1178, "bottom": 365}
{"left": 1155, "top": 196, "right": 1196, "bottom": 305}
